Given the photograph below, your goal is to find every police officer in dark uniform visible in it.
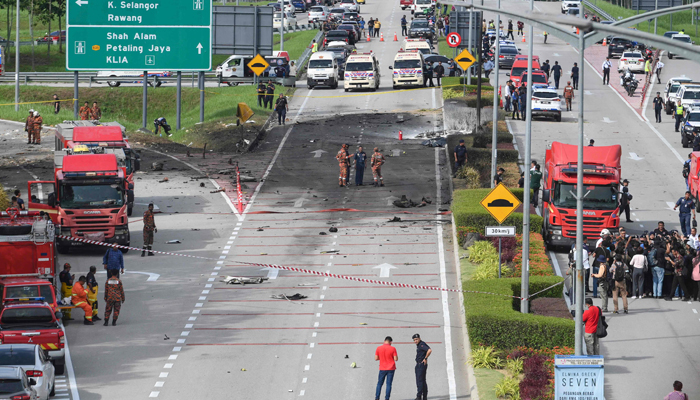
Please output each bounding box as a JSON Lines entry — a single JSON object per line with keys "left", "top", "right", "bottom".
{"left": 265, "top": 81, "right": 276, "bottom": 110}
{"left": 353, "top": 146, "right": 367, "bottom": 185}
{"left": 412, "top": 333, "right": 431, "bottom": 400}
{"left": 257, "top": 82, "right": 266, "bottom": 107}
{"left": 453, "top": 139, "right": 467, "bottom": 177}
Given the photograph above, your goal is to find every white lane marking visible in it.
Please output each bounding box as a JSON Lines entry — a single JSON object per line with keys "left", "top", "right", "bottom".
{"left": 202, "top": 290, "right": 210, "bottom": 294}
{"left": 693, "top": 309, "right": 698, "bottom": 314}
{"left": 313, "top": 322, "right": 319, "bottom": 327}
{"left": 310, "top": 343, "right": 315, "bottom": 348}
{"left": 177, "top": 339, "right": 186, "bottom": 344}
{"left": 173, "top": 347, "right": 182, "bottom": 351}
{"left": 318, "top": 304, "right": 323, "bottom": 308}
{"left": 149, "top": 392, "right": 160, "bottom": 398}
{"left": 304, "top": 365, "right": 310, "bottom": 371}
{"left": 164, "top": 364, "right": 173, "bottom": 369}
{"left": 185, "top": 324, "right": 194, "bottom": 328}
{"left": 168, "top": 355, "right": 178, "bottom": 360}
{"left": 207, "top": 278, "right": 215, "bottom": 282}
{"left": 302, "top": 377, "right": 308, "bottom": 383}
{"left": 312, "top": 332, "right": 317, "bottom": 337}
{"left": 316, "top": 313, "right": 321, "bottom": 317}
{"left": 307, "top": 353, "right": 313, "bottom": 359}
{"left": 61, "top": 326, "right": 81, "bottom": 400}
{"left": 581, "top": 55, "right": 644, "bottom": 122}
{"left": 224, "top": 246, "right": 231, "bottom": 249}
{"left": 300, "top": 389, "right": 306, "bottom": 396}
{"left": 159, "top": 372, "right": 169, "bottom": 378}
{"left": 643, "top": 118, "right": 684, "bottom": 163}
{"left": 192, "top": 309, "right": 201, "bottom": 313}
{"left": 198, "top": 296, "right": 207, "bottom": 300}
{"left": 155, "top": 382, "right": 165, "bottom": 387}
{"left": 205, "top": 284, "right": 212, "bottom": 288}
{"left": 434, "top": 147, "right": 458, "bottom": 400}
{"left": 195, "top": 303, "right": 203, "bottom": 307}
{"left": 181, "top": 331, "right": 190, "bottom": 336}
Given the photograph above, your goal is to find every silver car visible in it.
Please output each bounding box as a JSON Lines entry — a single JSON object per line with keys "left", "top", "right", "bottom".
{"left": 308, "top": 5, "right": 330, "bottom": 21}
{"left": 0, "top": 345, "right": 55, "bottom": 400}
{"left": 0, "top": 366, "right": 38, "bottom": 400}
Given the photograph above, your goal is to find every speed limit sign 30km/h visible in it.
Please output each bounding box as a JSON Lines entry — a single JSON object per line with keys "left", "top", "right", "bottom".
{"left": 446, "top": 32, "right": 462, "bottom": 48}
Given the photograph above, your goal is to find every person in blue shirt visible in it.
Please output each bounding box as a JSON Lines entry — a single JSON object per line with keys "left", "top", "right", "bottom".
{"left": 673, "top": 191, "right": 696, "bottom": 237}
{"left": 103, "top": 244, "right": 125, "bottom": 278}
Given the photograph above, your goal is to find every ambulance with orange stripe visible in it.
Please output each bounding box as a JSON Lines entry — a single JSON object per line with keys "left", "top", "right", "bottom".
{"left": 390, "top": 49, "right": 425, "bottom": 89}
{"left": 343, "top": 52, "right": 380, "bottom": 92}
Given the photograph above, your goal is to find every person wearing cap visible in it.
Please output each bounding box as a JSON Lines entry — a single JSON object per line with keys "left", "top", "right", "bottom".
{"left": 375, "top": 336, "right": 398, "bottom": 400}
{"left": 563, "top": 81, "right": 574, "bottom": 111}
{"left": 31, "top": 111, "right": 43, "bottom": 145}
{"left": 453, "top": 139, "right": 467, "bottom": 176}
{"left": 619, "top": 186, "right": 633, "bottom": 223}
{"left": 336, "top": 144, "right": 352, "bottom": 187}
{"left": 602, "top": 57, "right": 612, "bottom": 85}
{"left": 24, "top": 109, "right": 35, "bottom": 144}
{"left": 412, "top": 334, "right": 431, "bottom": 400}
{"left": 142, "top": 203, "right": 157, "bottom": 257}
{"left": 653, "top": 91, "right": 664, "bottom": 123}
{"left": 570, "top": 62, "right": 579, "bottom": 90}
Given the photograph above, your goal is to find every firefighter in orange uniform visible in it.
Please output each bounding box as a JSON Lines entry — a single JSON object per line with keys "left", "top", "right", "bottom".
{"left": 371, "top": 147, "right": 385, "bottom": 187}
{"left": 31, "top": 111, "right": 43, "bottom": 145}
{"left": 79, "top": 102, "right": 93, "bottom": 120}
{"left": 72, "top": 276, "right": 94, "bottom": 325}
{"left": 336, "top": 144, "right": 351, "bottom": 187}
{"left": 24, "top": 109, "right": 34, "bottom": 144}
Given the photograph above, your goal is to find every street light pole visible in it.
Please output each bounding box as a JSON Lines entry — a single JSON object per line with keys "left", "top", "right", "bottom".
{"left": 467, "top": 0, "right": 474, "bottom": 87}
{"left": 491, "top": 0, "right": 500, "bottom": 188}
{"left": 521, "top": 0, "right": 535, "bottom": 314}
{"left": 574, "top": 6, "right": 586, "bottom": 357}
{"left": 14, "top": 0, "right": 20, "bottom": 112}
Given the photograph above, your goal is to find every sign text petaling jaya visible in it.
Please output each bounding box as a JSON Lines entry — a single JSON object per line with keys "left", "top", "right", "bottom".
{"left": 67, "top": 0, "right": 211, "bottom": 70}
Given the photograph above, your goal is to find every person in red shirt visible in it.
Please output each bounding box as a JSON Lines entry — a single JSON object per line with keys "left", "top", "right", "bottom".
{"left": 375, "top": 336, "right": 398, "bottom": 400}
{"left": 582, "top": 298, "right": 601, "bottom": 355}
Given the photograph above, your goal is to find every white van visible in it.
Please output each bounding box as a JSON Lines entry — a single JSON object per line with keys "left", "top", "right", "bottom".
{"left": 411, "top": 0, "right": 432, "bottom": 14}
{"left": 344, "top": 52, "right": 380, "bottom": 92}
{"left": 307, "top": 51, "right": 339, "bottom": 89}
{"left": 402, "top": 38, "right": 432, "bottom": 55}
{"left": 390, "top": 50, "right": 424, "bottom": 89}
{"left": 215, "top": 51, "right": 291, "bottom": 85}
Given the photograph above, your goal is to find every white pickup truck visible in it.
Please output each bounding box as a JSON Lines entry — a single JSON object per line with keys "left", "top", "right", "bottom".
{"left": 561, "top": 0, "right": 581, "bottom": 14}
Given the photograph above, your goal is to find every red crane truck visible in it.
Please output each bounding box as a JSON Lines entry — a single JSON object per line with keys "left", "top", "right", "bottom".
{"left": 55, "top": 121, "right": 140, "bottom": 215}
{"left": 27, "top": 152, "right": 131, "bottom": 254}
{"left": 541, "top": 141, "right": 622, "bottom": 248}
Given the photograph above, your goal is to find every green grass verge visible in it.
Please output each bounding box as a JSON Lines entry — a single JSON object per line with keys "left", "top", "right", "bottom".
{"left": 0, "top": 85, "right": 272, "bottom": 134}
{"left": 464, "top": 276, "right": 574, "bottom": 350}
{"left": 588, "top": 0, "right": 700, "bottom": 44}
{"left": 474, "top": 368, "right": 503, "bottom": 400}
{"left": 452, "top": 189, "right": 543, "bottom": 235}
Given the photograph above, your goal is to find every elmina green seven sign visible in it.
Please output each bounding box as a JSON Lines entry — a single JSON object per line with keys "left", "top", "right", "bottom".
{"left": 67, "top": 0, "right": 212, "bottom": 71}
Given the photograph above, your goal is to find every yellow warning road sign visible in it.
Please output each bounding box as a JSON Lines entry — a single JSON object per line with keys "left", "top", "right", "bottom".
{"left": 248, "top": 54, "right": 270, "bottom": 77}
{"left": 479, "top": 183, "right": 522, "bottom": 224}
{"left": 455, "top": 48, "right": 476, "bottom": 71}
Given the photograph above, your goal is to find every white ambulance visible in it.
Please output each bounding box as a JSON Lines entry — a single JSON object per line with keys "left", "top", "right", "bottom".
{"left": 390, "top": 50, "right": 425, "bottom": 89}
{"left": 402, "top": 38, "right": 433, "bottom": 55}
{"left": 343, "top": 52, "right": 380, "bottom": 92}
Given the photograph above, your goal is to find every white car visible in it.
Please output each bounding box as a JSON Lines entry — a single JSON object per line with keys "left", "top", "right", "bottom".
{"left": 668, "top": 34, "right": 694, "bottom": 59}
{"left": 617, "top": 51, "right": 645, "bottom": 73}
{"left": 677, "top": 85, "right": 700, "bottom": 110}
{"left": 339, "top": 0, "right": 359, "bottom": 12}
{"left": 278, "top": 0, "right": 294, "bottom": 13}
{"left": 411, "top": 0, "right": 432, "bottom": 14}
{"left": 308, "top": 5, "right": 330, "bottom": 22}
{"left": 664, "top": 77, "right": 694, "bottom": 114}
{"left": 0, "top": 345, "right": 55, "bottom": 400}
{"left": 561, "top": 0, "right": 581, "bottom": 13}
{"left": 531, "top": 85, "right": 562, "bottom": 121}
{"left": 274, "top": 11, "right": 298, "bottom": 29}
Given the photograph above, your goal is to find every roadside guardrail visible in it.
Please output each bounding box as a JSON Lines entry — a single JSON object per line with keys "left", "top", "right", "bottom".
{"left": 582, "top": 0, "right": 615, "bottom": 22}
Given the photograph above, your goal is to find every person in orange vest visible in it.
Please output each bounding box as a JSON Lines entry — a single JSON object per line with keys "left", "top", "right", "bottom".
{"left": 72, "top": 276, "right": 94, "bottom": 325}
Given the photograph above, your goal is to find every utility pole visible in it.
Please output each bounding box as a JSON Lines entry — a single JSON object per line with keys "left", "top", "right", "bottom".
{"left": 574, "top": 5, "right": 586, "bottom": 357}
{"left": 521, "top": 0, "right": 535, "bottom": 314}
{"left": 14, "top": 0, "right": 20, "bottom": 112}
{"left": 490, "top": 0, "right": 501, "bottom": 188}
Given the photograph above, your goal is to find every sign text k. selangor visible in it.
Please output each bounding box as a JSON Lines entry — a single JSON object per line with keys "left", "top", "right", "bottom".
{"left": 67, "top": 0, "right": 212, "bottom": 71}
{"left": 554, "top": 355, "right": 605, "bottom": 400}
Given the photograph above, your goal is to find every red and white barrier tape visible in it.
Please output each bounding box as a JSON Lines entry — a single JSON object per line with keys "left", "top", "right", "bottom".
{"left": 57, "top": 235, "right": 562, "bottom": 301}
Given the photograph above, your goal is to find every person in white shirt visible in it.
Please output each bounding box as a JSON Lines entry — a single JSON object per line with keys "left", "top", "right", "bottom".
{"left": 629, "top": 247, "right": 648, "bottom": 299}
{"left": 655, "top": 59, "right": 664, "bottom": 84}
{"left": 503, "top": 81, "right": 512, "bottom": 111}
{"left": 602, "top": 57, "right": 612, "bottom": 85}
{"left": 572, "top": 243, "right": 591, "bottom": 292}
{"left": 688, "top": 227, "right": 700, "bottom": 250}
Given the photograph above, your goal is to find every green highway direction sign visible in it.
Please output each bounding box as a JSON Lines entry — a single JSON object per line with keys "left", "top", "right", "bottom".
{"left": 67, "top": 0, "right": 212, "bottom": 71}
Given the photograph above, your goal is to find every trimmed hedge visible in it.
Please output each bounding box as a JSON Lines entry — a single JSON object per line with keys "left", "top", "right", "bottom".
{"left": 465, "top": 276, "right": 574, "bottom": 350}
{"left": 466, "top": 147, "right": 520, "bottom": 165}
{"left": 0, "top": 184, "right": 9, "bottom": 210}
{"left": 452, "top": 188, "right": 543, "bottom": 235}
{"left": 472, "top": 132, "right": 513, "bottom": 148}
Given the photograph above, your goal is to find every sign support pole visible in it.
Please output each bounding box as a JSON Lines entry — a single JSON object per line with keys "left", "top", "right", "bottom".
{"left": 498, "top": 232, "right": 502, "bottom": 278}
{"left": 199, "top": 71, "right": 205, "bottom": 123}
{"left": 14, "top": 0, "right": 19, "bottom": 112}
{"left": 574, "top": 8, "right": 586, "bottom": 357}
{"left": 491, "top": 0, "right": 500, "bottom": 188}
{"left": 467, "top": 1, "right": 473, "bottom": 86}
{"left": 521, "top": 0, "right": 534, "bottom": 315}
{"left": 73, "top": 72, "right": 79, "bottom": 119}
{"left": 177, "top": 71, "right": 182, "bottom": 131}
{"left": 142, "top": 71, "right": 148, "bottom": 129}
{"left": 654, "top": 0, "right": 658, "bottom": 35}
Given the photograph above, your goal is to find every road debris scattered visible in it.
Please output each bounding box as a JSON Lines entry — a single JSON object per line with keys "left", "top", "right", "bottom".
{"left": 222, "top": 276, "right": 269, "bottom": 285}
{"left": 271, "top": 293, "right": 307, "bottom": 300}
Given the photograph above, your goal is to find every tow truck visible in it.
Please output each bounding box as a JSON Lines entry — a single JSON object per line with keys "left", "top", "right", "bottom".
{"left": 55, "top": 121, "right": 140, "bottom": 210}
{"left": 541, "top": 142, "right": 622, "bottom": 248}
{"left": 28, "top": 151, "right": 131, "bottom": 254}
{"left": 0, "top": 299, "right": 65, "bottom": 375}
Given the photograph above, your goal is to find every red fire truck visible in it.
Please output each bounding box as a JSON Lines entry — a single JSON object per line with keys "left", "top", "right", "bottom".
{"left": 541, "top": 142, "right": 622, "bottom": 248}
{"left": 27, "top": 152, "right": 131, "bottom": 254}
{"left": 55, "top": 121, "right": 140, "bottom": 214}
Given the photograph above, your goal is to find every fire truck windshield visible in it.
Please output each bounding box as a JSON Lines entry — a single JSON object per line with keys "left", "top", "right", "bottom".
{"left": 553, "top": 183, "right": 618, "bottom": 210}
{"left": 60, "top": 183, "right": 124, "bottom": 209}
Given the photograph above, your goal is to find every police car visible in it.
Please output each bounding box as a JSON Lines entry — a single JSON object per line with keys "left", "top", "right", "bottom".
{"left": 681, "top": 106, "right": 700, "bottom": 148}
{"left": 531, "top": 85, "right": 562, "bottom": 122}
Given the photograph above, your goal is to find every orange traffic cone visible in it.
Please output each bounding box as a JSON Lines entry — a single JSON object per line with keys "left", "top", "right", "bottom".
{"left": 576, "top": 27, "right": 580, "bottom": 35}
{"left": 521, "top": 34, "right": 526, "bottom": 43}
{"left": 367, "top": 34, "right": 371, "bottom": 42}
{"left": 380, "top": 33, "right": 385, "bottom": 42}
{"left": 602, "top": 37, "right": 607, "bottom": 46}
{"left": 393, "top": 32, "right": 398, "bottom": 41}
